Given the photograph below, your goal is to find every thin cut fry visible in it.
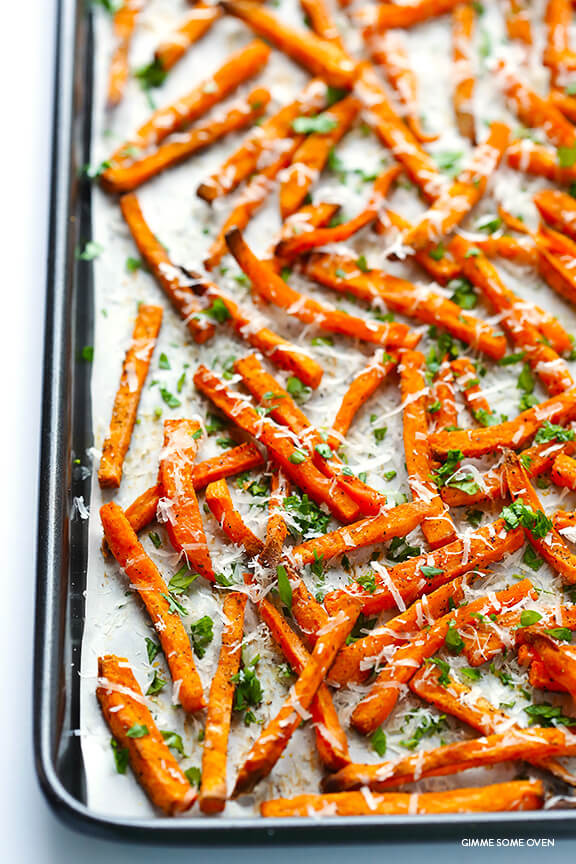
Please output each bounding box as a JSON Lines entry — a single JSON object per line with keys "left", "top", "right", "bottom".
{"left": 430, "top": 359, "right": 458, "bottom": 432}
{"left": 498, "top": 62, "right": 576, "bottom": 150}
{"left": 98, "top": 304, "right": 163, "bottom": 488}
{"left": 119, "top": 193, "right": 214, "bottom": 343}
{"left": 521, "top": 629, "right": 576, "bottom": 699}
{"left": 199, "top": 592, "right": 247, "bottom": 814}
{"left": 534, "top": 188, "right": 576, "bottom": 242}
{"left": 451, "top": 356, "right": 492, "bottom": 423}
{"left": 503, "top": 449, "right": 576, "bottom": 584}
{"left": 400, "top": 350, "right": 457, "bottom": 549}
{"left": 221, "top": 1, "right": 358, "bottom": 88}
{"left": 100, "top": 502, "right": 206, "bottom": 712}
{"left": 279, "top": 96, "right": 360, "bottom": 219}
{"left": 552, "top": 453, "right": 576, "bottom": 490}
{"left": 233, "top": 596, "right": 361, "bottom": 795}
{"left": 504, "top": 0, "right": 533, "bottom": 45}
{"left": 107, "top": 0, "right": 142, "bottom": 108}
{"left": 328, "top": 351, "right": 397, "bottom": 451}
{"left": 159, "top": 420, "right": 214, "bottom": 580}
{"left": 260, "top": 471, "right": 289, "bottom": 569}
{"left": 299, "top": 0, "right": 342, "bottom": 45}
{"left": 507, "top": 139, "right": 576, "bottom": 187}
{"left": 452, "top": 3, "right": 476, "bottom": 142}
{"left": 97, "top": 655, "right": 195, "bottom": 814}
{"left": 205, "top": 478, "right": 263, "bottom": 558}
{"left": 107, "top": 39, "right": 270, "bottom": 165}
{"left": 356, "top": 0, "right": 472, "bottom": 32}
{"left": 323, "top": 727, "right": 572, "bottom": 793}
{"left": 277, "top": 202, "right": 341, "bottom": 249}
{"left": 101, "top": 89, "right": 270, "bottom": 193}
{"left": 154, "top": 3, "right": 221, "bottom": 73}
{"left": 226, "top": 230, "right": 419, "bottom": 350}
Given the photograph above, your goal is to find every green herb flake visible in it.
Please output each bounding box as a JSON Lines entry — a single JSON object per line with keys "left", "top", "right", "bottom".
{"left": 110, "top": 738, "right": 129, "bottom": 774}
{"left": 161, "top": 730, "right": 186, "bottom": 756}
{"left": 159, "top": 387, "right": 181, "bottom": 409}
{"left": 76, "top": 240, "right": 104, "bottom": 261}
{"left": 158, "top": 352, "right": 171, "bottom": 370}
{"left": 146, "top": 670, "right": 166, "bottom": 696}
{"left": 519, "top": 610, "right": 543, "bottom": 627}
{"left": 292, "top": 114, "right": 338, "bottom": 134}
{"left": 277, "top": 564, "right": 293, "bottom": 610}
{"left": 371, "top": 727, "right": 387, "bottom": 757}
{"left": 190, "top": 616, "right": 214, "bottom": 659}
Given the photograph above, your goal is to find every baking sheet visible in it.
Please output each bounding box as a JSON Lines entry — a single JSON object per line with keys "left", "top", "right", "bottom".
{"left": 78, "top": 0, "right": 576, "bottom": 821}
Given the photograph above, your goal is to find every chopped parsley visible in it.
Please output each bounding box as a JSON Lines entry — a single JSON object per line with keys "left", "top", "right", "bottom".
{"left": 76, "top": 241, "right": 104, "bottom": 261}
{"left": 146, "top": 670, "right": 166, "bottom": 696}
{"left": 277, "top": 564, "right": 293, "bottom": 610}
{"left": 232, "top": 655, "right": 263, "bottom": 722}
{"left": 525, "top": 703, "right": 575, "bottom": 728}
{"left": 190, "top": 616, "right": 214, "bottom": 659}
{"left": 126, "top": 723, "right": 149, "bottom": 739}
{"left": 448, "top": 277, "right": 477, "bottom": 310}
{"left": 168, "top": 566, "right": 199, "bottom": 594}
{"left": 444, "top": 621, "right": 464, "bottom": 654}
{"left": 110, "top": 738, "right": 129, "bottom": 774}
{"left": 371, "top": 727, "right": 387, "bottom": 757}
{"left": 501, "top": 500, "right": 552, "bottom": 539}
{"left": 292, "top": 114, "right": 338, "bottom": 134}
{"left": 161, "top": 730, "right": 186, "bottom": 756}
{"left": 185, "top": 766, "right": 202, "bottom": 787}
{"left": 387, "top": 536, "right": 421, "bottom": 563}
{"left": 286, "top": 376, "right": 311, "bottom": 403}
{"left": 158, "top": 352, "right": 171, "bottom": 370}
{"left": 284, "top": 491, "right": 330, "bottom": 538}
{"left": 426, "top": 657, "right": 451, "bottom": 686}
{"left": 203, "top": 297, "right": 231, "bottom": 324}
{"left": 519, "top": 610, "right": 543, "bottom": 628}
{"left": 400, "top": 710, "right": 447, "bottom": 750}
{"left": 534, "top": 421, "right": 576, "bottom": 444}
{"left": 159, "top": 387, "right": 181, "bottom": 409}
{"left": 145, "top": 637, "right": 160, "bottom": 664}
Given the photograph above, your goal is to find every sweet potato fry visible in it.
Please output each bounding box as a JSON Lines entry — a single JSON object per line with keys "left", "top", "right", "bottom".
{"left": 199, "top": 591, "right": 247, "bottom": 813}
{"left": 107, "top": 39, "right": 270, "bottom": 164}
{"left": 504, "top": 0, "right": 533, "bottom": 45}
{"left": 451, "top": 356, "right": 492, "bottom": 423}
{"left": 552, "top": 453, "right": 576, "bottom": 490}
{"left": 354, "top": 62, "right": 445, "bottom": 201}
{"left": 507, "top": 139, "right": 576, "bottom": 187}
{"left": 403, "top": 123, "right": 511, "bottom": 250}
{"left": 260, "top": 471, "right": 289, "bottom": 569}
{"left": 503, "top": 449, "right": 576, "bottom": 584}
{"left": 258, "top": 596, "right": 351, "bottom": 771}
{"left": 329, "top": 518, "right": 524, "bottom": 616}
{"left": 277, "top": 202, "right": 341, "bottom": 249}
{"left": 375, "top": 209, "right": 460, "bottom": 284}
{"left": 521, "top": 630, "right": 576, "bottom": 699}
{"left": 329, "top": 575, "right": 473, "bottom": 687}
{"left": 293, "top": 501, "right": 429, "bottom": 565}
{"left": 101, "top": 89, "right": 269, "bottom": 193}
{"left": 304, "top": 253, "right": 507, "bottom": 360}
{"left": 125, "top": 443, "right": 264, "bottom": 534}
{"left": 261, "top": 781, "right": 544, "bottom": 817}
{"left": 349, "top": 580, "right": 534, "bottom": 734}
{"left": 107, "top": 0, "right": 142, "bottom": 108}
{"left": 233, "top": 596, "right": 361, "bottom": 795}
{"left": 279, "top": 96, "right": 360, "bottom": 219}
{"left": 537, "top": 230, "right": 576, "bottom": 308}
{"left": 369, "top": 31, "right": 438, "bottom": 143}
{"left": 225, "top": 229, "right": 418, "bottom": 350}
{"left": 430, "top": 359, "right": 458, "bottom": 432}
{"left": 98, "top": 304, "right": 163, "bottom": 489}
{"left": 119, "top": 193, "right": 214, "bottom": 343}
{"left": 356, "top": 0, "right": 472, "bottom": 32}
{"left": 498, "top": 62, "right": 576, "bottom": 150}
{"left": 470, "top": 235, "right": 538, "bottom": 267}
{"left": 323, "top": 727, "right": 572, "bottom": 793}
{"left": 154, "top": 3, "right": 221, "bottom": 73}
{"left": 221, "top": 1, "right": 358, "bottom": 88}
{"left": 452, "top": 3, "right": 476, "bottom": 142}
{"left": 554, "top": 509, "right": 576, "bottom": 532}
{"left": 534, "top": 188, "right": 576, "bottom": 242}
{"left": 544, "top": 0, "right": 574, "bottom": 86}
{"left": 159, "top": 420, "right": 214, "bottom": 580}
{"left": 299, "top": 0, "right": 342, "bottom": 45}
{"left": 400, "top": 350, "right": 457, "bottom": 549}
{"left": 430, "top": 388, "right": 576, "bottom": 458}
{"left": 328, "top": 351, "right": 397, "bottom": 451}
{"left": 205, "top": 478, "right": 263, "bottom": 558}
{"left": 276, "top": 165, "right": 401, "bottom": 257}
{"left": 193, "top": 365, "right": 360, "bottom": 523}
{"left": 100, "top": 502, "right": 206, "bottom": 712}
{"left": 97, "top": 655, "right": 195, "bottom": 814}
{"left": 197, "top": 78, "right": 328, "bottom": 203}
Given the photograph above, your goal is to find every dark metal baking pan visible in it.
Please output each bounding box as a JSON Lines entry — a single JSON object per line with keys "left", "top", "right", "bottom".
{"left": 34, "top": 0, "right": 576, "bottom": 843}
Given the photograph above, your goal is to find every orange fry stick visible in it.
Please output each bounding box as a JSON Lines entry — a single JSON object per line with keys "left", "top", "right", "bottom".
{"left": 107, "top": 0, "right": 142, "bottom": 108}
{"left": 504, "top": 449, "right": 576, "bottom": 584}
{"left": 328, "top": 351, "right": 397, "bottom": 451}
{"left": 197, "top": 79, "right": 328, "bottom": 203}
{"left": 292, "top": 501, "right": 429, "bottom": 565}
{"left": 354, "top": 62, "right": 446, "bottom": 202}
{"left": 107, "top": 39, "right": 270, "bottom": 164}
{"left": 261, "top": 781, "right": 544, "bottom": 817}
{"left": 554, "top": 509, "right": 576, "bottom": 532}
{"left": 451, "top": 356, "right": 492, "bottom": 423}
{"left": 430, "top": 389, "right": 576, "bottom": 459}
{"left": 357, "top": 0, "right": 472, "bottom": 32}
{"left": 552, "top": 453, "right": 576, "bottom": 490}
{"left": 101, "top": 89, "right": 269, "bottom": 193}
{"left": 193, "top": 365, "right": 360, "bottom": 523}
{"left": 299, "top": 0, "right": 342, "bottom": 45}
{"left": 521, "top": 644, "right": 568, "bottom": 692}
{"left": 124, "top": 443, "right": 265, "bottom": 534}
{"left": 119, "top": 194, "right": 214, "bottom": 343}
{"left": 400, "top": 350, "right": 457, "bottom": 549}
{"left": 537, "top": 225, "right": 576, "bottom": 307}
{"left": 504, "top": 0, "right": 533, "bottom": 45}
{"left": 534, "top": 188, "right": 576, "bottom": 242}
{"left": 369, "top": 32, "right": 438, "bottom": 143}
{"left": 323, "top": 727, "right": 573, "bottom": 793}
{"left": 507, "top": 139, "right": 576, "bottom": 187}
{"left": 329, "top": 518, "right": 524, "bottom": 616}
{"left": 97, "top": 655, "right": 195, "bottom": 815}
{"left": 260, "top": 471, "right": 289, "bottom": 569}
{"left": 403, "top": 123, "right": 511, "bottom": 250}
{"left": 349, "top": 580, "right": 534, "bottom": 735}
{"left": 376, "top": 209, "right": 461, "bottom": 285}
{"left": 470, "top": 234, "right": 538, "bottom": 267}
{"left": 154, "top": 3, "right": 221, "bottom": 74}
{"left": 521, "top": 629, "right": 576, "bottom": 699}
{"left": 328, "top": 575, "right": 473, "bottom": 687}
{"left": 205, "top": 478, "right": 263, "bottom": 558}
{"left": 543, "top": 0, "right": 575, "bottom": 86}
{"left": 233, "top": 596, "right": 361, "bottom": 795}
{"left": 304, "top": 253, "right": 507, "bottom": 360}
{"left": 98, "top": 304, "right": 163, "bottom": 489}
{"left": 452, "top": 3, "right": 476, "bottom": 142}
{"left": 159, "top": 420, "right": 214, "bottom": 580}
{"left": 276, "top": 165, "right": 401, "bottom": 257}
{"left": 221, "top": 1, "right": 358, "bottom": 88}
{"left": 279, "top": 96, "right": 360, "bottom": 219}
{"left": 100, "top": 502, "right": 206, "bottom": 712}
{"left": 225, "top": 230, "right": 419, "bottom": 351}
{"left": 258, "top": 596, "right": 351, "bottom": 771}
{"left": 199, "top": 591, "right": 247, "bottom": 814}
{"left": 430, "top": 358, "right": 458, "bottom": 431}
{"left": 277, "top": 202, "right": 341, "bottom": 248}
